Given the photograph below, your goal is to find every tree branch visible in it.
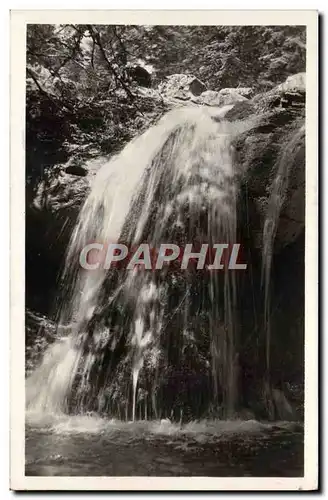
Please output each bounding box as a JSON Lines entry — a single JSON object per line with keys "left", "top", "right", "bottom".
{"left": 26, "top": 67, "right": 74, "bottom": 113}
{"left": 86, "top": 25, "right": 135, "bottom": 102}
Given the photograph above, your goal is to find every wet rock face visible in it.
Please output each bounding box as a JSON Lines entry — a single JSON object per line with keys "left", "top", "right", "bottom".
{"left": 26, "top": 157, "right": 106, "bottom": 312}
{"left": 32, "top": 157, "right": 105, "bottom": 216}
{"left": 194, "top": 89, "right": 248, "bottom": 107}
{"left": 277, "top": 72, "right": 305, "bottom": 93}
{"left": 227, "top": 73, "right": 306, "bottom": 252}
{"left": 239, "top": 123, "right": 304, "bottom": 252}
{"left": 25, "top": 309, "right": 57, "bottom": 375}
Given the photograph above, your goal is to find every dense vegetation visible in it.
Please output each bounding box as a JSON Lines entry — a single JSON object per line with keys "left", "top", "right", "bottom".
{"left": 26, "top": 24, "right": 306, "bottom": 185}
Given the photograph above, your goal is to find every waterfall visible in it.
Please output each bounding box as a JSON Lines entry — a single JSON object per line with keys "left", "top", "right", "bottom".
{"left": 26, "top": 105, "right": 285, "bottom": 421}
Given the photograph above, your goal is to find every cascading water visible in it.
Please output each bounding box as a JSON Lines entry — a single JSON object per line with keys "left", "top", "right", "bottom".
{"left": 260, "top": 124, "right": 305, "bottom": 419}
{"left": 26, "top": 105, "right": 302, "bottom": 423}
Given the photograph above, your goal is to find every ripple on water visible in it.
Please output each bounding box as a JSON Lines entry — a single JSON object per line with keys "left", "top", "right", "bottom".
{"left": 26, "top": 411, "right": 302, "bottom": 441}
{"left": 25, "top": 414, "right": 304, "bottom": 477}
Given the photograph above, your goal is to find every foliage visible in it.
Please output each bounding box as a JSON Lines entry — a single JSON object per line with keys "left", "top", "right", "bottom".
{"left": 119, "top": 25, "right": 305, "bottom": 89}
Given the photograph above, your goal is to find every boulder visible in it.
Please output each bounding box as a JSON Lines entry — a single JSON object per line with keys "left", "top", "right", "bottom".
{"left": 193, "top": 89, "right": 248, "bottom": 107}
{"left": 253, "top": 72, "right": 306, "bottom": 112}
{"left": 276, "top": 72, "right": 305, "bottom": 93}
{"left": 158, "top": 74, "right": 207, "bottom": 100}
{"left": 219, "top": 87, "right": 253, "bottom": 99}
{"left": 189, "top": 77, "right": 207, "bottom": 96}
{"left": 233, "top": 87, "right": 254, "bottom": 98}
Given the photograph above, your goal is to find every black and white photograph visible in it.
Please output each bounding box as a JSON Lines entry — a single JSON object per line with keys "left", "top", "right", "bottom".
{"left": 10, "top": 9, "right": 318, "bottom": 491}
